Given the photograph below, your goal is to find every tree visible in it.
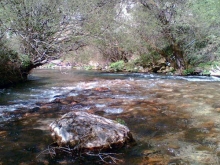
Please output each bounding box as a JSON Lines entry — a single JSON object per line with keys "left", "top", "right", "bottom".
{"left": 0, "top": 0, "right": 130, "bottom": 86}
{"left": 0, "top": 0, "right": 70, "bottom": 70}
{"left": 75, "top": 0, "right": 133, "bottom": 63}
{"left": 185, "top": 0, "right": 220, "bottom": 65}
{"left": 0, "top": 0, "right": 128, "bottom": 68}
{"left": 127, "top": 0, "right": 219, "bottom": 72}
{"left": 0, "top": 0, "right": 93, "bottom": 86}
{"left": 132, "top": 1, "right": 189, "bottom": 71}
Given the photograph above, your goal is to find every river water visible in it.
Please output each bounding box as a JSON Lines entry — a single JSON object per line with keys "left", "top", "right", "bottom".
{"left": 1, "top": 69, "right": 220, "bottom": 165}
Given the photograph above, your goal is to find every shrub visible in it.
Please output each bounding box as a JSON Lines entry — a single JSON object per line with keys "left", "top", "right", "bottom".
{"left": 110, "top": 60, "right": 125, "bottom": 72}
{"left": 19, "top": 54, "right": 31, "bottom": 68}
{"left": 84, "top": 65, "right": 93, "bottom": 70}
{"left": 135, "top": 52, "right": 161, "bottom": 68}
{"left": 183, "top": 68, "right": 195, "bottom": 75}
{"left": 124, "top": 61, "right": 138, "bottom": 72}
{"left": 0, "top": 40, "right": 26, "bottom": 87}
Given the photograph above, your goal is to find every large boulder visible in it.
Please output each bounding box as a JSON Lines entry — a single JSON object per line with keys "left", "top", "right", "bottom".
{"left": 49, "top": 111, "right": 133, "bottom": 150}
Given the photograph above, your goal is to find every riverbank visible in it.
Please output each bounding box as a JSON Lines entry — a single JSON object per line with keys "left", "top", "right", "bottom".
{"left": 38, "top": 59, "right": 220, "bottom": 77}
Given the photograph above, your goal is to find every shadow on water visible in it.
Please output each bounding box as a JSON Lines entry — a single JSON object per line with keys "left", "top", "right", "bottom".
{"left": 1, "top": 69, "right": 220, "bottom": 164}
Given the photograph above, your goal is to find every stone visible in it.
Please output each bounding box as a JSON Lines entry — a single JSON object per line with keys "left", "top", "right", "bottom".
{"left": 49, "top": 111, "right": 134, "bottom": 150}
{"left": 215, "top": 108, "right": 220, "bottom": 112}
{"left": 0, "top": 131, "right": 7, "bottom": 138}
{"left": 51, "top": 59, "right": 62, "bottom": 65}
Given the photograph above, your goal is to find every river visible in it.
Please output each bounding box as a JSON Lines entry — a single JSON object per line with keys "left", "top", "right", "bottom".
{"left": 1, "top": 69, "right": 220, "bottom": 165}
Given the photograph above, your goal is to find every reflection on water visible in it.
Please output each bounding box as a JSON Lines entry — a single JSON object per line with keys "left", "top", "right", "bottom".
{"left": 0, "top": 69, "right": 220, "bottom": 164}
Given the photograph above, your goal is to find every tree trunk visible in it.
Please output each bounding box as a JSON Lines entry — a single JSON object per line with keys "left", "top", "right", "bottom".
{"left": 172, "top": 43, "right": 185, "bottom": 72}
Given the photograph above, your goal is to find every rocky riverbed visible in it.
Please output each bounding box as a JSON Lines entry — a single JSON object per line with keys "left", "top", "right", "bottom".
{"left": 1, "top": 69, "right": 220, "bottom": 164}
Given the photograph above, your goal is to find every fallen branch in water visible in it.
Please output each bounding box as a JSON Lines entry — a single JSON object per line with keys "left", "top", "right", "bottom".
{"left": 36, "top": 143, "right": 76, "bottom": 159}
{"left": 85, "top": 151, "right": 124, "bottom": 164}
{"left": 36, "top": 143, "right": 124, "bottom": 164}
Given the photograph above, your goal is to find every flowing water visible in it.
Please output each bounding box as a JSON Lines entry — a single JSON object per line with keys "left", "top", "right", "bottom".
{"left": 1, "top": 69, "right": 220, "bottom": 165}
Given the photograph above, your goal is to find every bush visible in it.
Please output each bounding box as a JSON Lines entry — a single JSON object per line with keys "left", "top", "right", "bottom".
{"left": 124, "top": 61, "right": 138, "bottom": 72}
{"left": 0, "top": 39, "right": 29, "bottom": 87}
{"left": 84, "top": 65, "right": 93, "bottom": 70}
{"left": 183, "top": 68, "right": 195, "bottom": 75}
{"left": 110, "top": 60, "right": 125, "bottom": 72}
{"left": 135, "top": 52, "right": 161, "bottom": 68}
{"left": 19, "top": 54, "right": 31, "bottom": 68}
{"left": 134, "top": 54, "right": 150, "bottom": 67}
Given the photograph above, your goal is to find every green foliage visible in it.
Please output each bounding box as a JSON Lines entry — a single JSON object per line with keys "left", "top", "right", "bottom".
{"left": 110, "top": 60, "right": 125, "bottom": 72}
{"left": 184, "top": 0, "right": 220, "bottom": 67}
{"left": 198, "top": 62, "right": 213, "bottom": 68}
{"left": 19, "top": 54, "right": 31, "bottom": 68}
{"left": 183, "top": 68, "right": 195, "bottom": 75}
{"left": 198, "top": 61, "right": 220, "bottom": 70}
{"left": 0, "top": 0, "right": 75, "bottom": 68}
{"left": 202, "top": 70, "right": 210, "bottom": 75}
{"left": 124, "top": 61, "right": 139, "bottom": 72}
{"left": 170, "top": 67, "right": 176, "bottom": 73}
{"left": 84, "top": 65, "right": 93, "bottom": 70}
{"left": 135, "top": 52, "right": 161, "bottom": 68}
{"left": 187, "top": 35, "right": 220, "bottom": 67}
{"left": 0, "top": 0, "right": 220, "bottom": 81}
{"left": 116, "top": 118, "right": 126, "bottom": 126}
{"left": 0, "top": 40, "right": 19, "bottom": 63}
{"left": 135, "top": 54, "right": 151, "bottom": 67}
{"left": 132, "top": 0, "right": 220, "bottom": 70}
{"left": 0, "top": 38, "right": 27, "bottom": 87}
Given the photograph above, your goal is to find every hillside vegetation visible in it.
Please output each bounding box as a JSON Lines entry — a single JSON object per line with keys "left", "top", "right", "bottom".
{"left": 0, "top": 0, "right": 220, "bottom": 86}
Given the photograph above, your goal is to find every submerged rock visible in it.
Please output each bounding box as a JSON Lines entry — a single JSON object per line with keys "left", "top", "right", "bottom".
{"left": 49, "top": 111, "right": 133, "bottom": 150}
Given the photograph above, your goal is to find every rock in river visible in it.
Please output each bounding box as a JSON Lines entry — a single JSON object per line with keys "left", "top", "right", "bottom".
{"left": 49, "top": 111, "right": 134, "bottom": 150}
